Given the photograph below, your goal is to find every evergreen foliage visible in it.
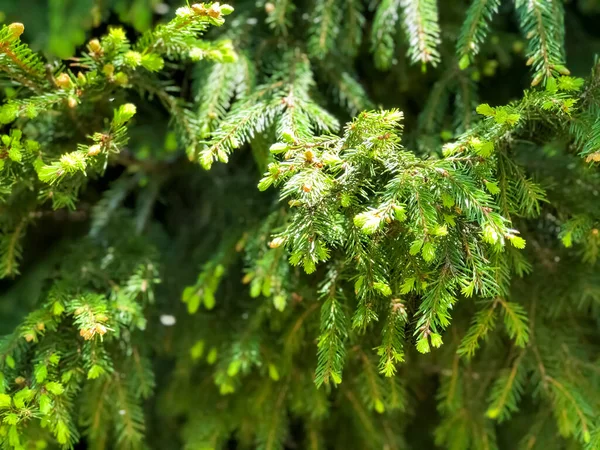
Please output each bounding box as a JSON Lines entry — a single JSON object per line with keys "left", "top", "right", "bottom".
{"left": 0, "top": 1, "right": 600, "bottom": 449}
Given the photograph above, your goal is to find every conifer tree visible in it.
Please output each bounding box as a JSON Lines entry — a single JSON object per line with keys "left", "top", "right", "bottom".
{"left": 1, "top": 1, "right": 600, "bottom": 449}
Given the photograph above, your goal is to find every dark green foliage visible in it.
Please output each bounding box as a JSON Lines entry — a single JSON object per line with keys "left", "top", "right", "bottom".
{"left": 1, "top": 1, "right": 600, "bottom": 450}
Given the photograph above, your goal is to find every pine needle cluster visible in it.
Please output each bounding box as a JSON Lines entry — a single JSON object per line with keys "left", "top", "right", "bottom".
{"left": 0, "top": 1, "right": 600, "bottom": 449}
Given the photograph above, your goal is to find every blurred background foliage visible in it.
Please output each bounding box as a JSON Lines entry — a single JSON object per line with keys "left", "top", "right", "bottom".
{"left": 2, "top": 1, "right": 600, "bottom": 449}
{"left": 0, "top": 0, "right": 164, "bottom": 58}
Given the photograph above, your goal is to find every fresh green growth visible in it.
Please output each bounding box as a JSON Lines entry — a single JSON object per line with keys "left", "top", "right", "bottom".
{"left": 0, "top": 1, "right": 600, "bottom": 450}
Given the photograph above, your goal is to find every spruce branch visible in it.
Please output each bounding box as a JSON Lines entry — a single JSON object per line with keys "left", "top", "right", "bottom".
{"left": 376, "top": 299, "right": 407, "bottom": 376}
{"left": 457, "top": 301, "right": 498, "bottom": 358}
{"left": 0, "top": 218, "right": 27, "bottom": 278}
{"left": 400, "top": 0, "right": 441, "bottom": 66}
{"left": 308, "top": 0, "right": 342, "bottom": 60}
{"left": 256, "top": 385, "right": 289, "bottom": 450}
{"left": 314, "top": 270, "right": 348, "bottom": 387}
{"left": 371, "top": 0, "right": 402, "bottom": 70}
{"left": 0, "top": 23, "right": 47, "bottom": 93}
{"left": 486, "top": 353, "right": 526, "bottom": 421}
{"left": 318, "top": 61, "right": 374, "bottom": 115}
{"left": 37, "top": 103, "right": 137, "bottom": 185}
{"left": 339, "top": 0, "right": 365, "bottom": 57}
{"left": 456, "top": 0, "right": 500, "bottom": 68}
{"left": 2, "top": 2, "right": 600, "bottom": 448}
{"left": 265, "top": 0, "right": 295, "bottom": 35}
{"left": 515, "top": 0, "right": 566, "bottom": 84}
{"left": 201, "top": 51, "right": 338, "bottom": 170}
{"left": 497, "top": 298, "right": 530, "bottom": 347}
{"left": 135, "top": 2, "right": 233, "bottom": 58}
{"left": 546, "top": 376, "right": 594, "bottom": 444}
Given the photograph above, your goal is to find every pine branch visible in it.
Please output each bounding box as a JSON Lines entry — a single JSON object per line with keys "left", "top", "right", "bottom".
{"left": 135, "top": 3, "right": 233, "bottom": 57}
{"left": 437, "top": 353, "right": 462, "bottom": 413}
{"left": 457, "top": 301, "right": 498, "bottom": 358}
{"left": 486, "top": 353, "right": 525, "bottom": 421}
{"left": 497, "top": 298, "right": 529, "bottom": 347}
{"left": 200, "top": 98, "right": 273, "bottom": 169}
{"left": 81, "top": 378, "right": 112, "bottom": 447}
{"left": 454, "top": 72, "right": 479, "bottom": 132}
{"left": 202, "top": 51, "right": 337, "bottom": 169}
{"left": 376, "top": 300, "right": 407, "bottom": 376}
{"left": 400, "top": 0, "right": 441, "bottom": 66}
{"left": 371, "top": 0, "right": 402, "bottom": 70}
{"left": 344, "top": 390, "right": 378, "bottom": 439}
{"left": 456, "top": 0, "right": 500, "bottom": 68}
{"left": 515, "top": 0, "right": 566, "bottom": 84}
{"left": 194, "top": 58, "right": 248, "bottom": 136}
{"left": 113, "top": 375, "right": 146, "bottom": 449}
{"left": 419, "top": 71, "right": 454, "bottom": 134}
{"left": 315, "top": 270, "right": 348, "bottom": 387}
{"left": 37, "top": 103, "right": 137, "bottom": 185}
{"left": 0, "top": 218, "right": 27, "bottom": 278}
{"left": 0, "top": 23, "right": 47, "bottom": 93}
{"left": 547, "top": 376, "right": 594, "bottom": 444}
{"left": 265, "top": 0, "right": 295, "bottom": 35}
{"left": 414, "top": 269, "right": 455, "bottom": 350}
{"left": 3, "top": 3, "right": 600, "bottom": 448}
{"left": 256, "top": 385, "right": 288, "bottom": 450}
{"left": 308, "top": 0, "right": 342, "bottom": 59}
{"left": 339, "top": 0, "right": 365, "bottom": 57}
{"left": 356, "top": 349, "right": 387, "bottom": 413}
{"left": 318, "top": 62, "right": 374, "bottom": 115}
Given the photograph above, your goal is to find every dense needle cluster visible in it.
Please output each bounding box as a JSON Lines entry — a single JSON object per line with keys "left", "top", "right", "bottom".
{"left": 1, "top": 1, "right": 600, "bottom": 449}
